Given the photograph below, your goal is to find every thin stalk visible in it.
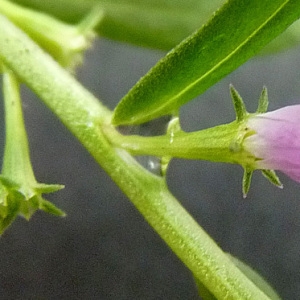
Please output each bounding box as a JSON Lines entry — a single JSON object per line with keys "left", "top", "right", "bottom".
{"left": 104, "top": 121, "right": 255, "bottom": 167}
{"left": 0, "top": 15, "right": 270, "bottom": 299}
{"left": 2, "top": 66, "right": 35, "bottom": 183}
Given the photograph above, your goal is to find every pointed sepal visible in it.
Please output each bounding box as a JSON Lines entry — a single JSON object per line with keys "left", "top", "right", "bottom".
{"left": 261, "top": 170, "right": 283, "bottom": 189}
{"left": 40, "top": 198, "right": 66, "bottom": 217}
{"left": 230, "top": 84, "right": 248, "bottom": 122}
{"left": 0, "top": 191, "right": 20, "bottom": 235}
{"left": 0, "top": 179, "right": 65, "bottom": 231}
{"left": 256, "top": 87, "right": 269, "bottom": 113}
{"left": 35, "top": 183, "right": 65, "bottom": 194}
{"left": 242, "top": 168, "right": 253, "bottom": 198}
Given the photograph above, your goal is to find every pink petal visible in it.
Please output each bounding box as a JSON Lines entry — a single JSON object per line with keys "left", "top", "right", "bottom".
{"left": 244, "top": 105, "right": 300, "bottom": 182}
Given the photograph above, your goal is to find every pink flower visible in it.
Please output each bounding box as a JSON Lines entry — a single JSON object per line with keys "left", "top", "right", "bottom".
{"left": 244, "top": 105, "right": 300, "bottom": 182}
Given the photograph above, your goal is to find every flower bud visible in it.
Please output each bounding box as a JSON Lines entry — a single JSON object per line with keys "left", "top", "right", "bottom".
{"left": 0, "top": 0, "right": 103, "bottom": 70}
{"left": 0, "top": 66, "right": 65, "bottom": 234}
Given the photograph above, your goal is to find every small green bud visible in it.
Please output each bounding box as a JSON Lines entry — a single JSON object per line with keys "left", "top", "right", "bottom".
{"left": 0, "top": 67, "right": 64, "bottom": 234}
{"left": 0, "top": 0, "right": 103, "bottom": 70}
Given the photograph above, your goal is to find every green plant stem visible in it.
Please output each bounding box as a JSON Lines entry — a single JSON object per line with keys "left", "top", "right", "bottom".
{"left": 0, "top": 15, "right": 271, "bottom": 299}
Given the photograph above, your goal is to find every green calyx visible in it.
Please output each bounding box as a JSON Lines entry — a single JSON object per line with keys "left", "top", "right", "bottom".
{"left": 0, "top": 0, "right": 103, "bottom": 70}
{"left": 0, "top": 66, "right": 64, "bottom": 234}
{"left": 106, "top": 85, "right": 282, "bottom": 197}
{"left": 230, "top": 85, "right": 282, "bottom": 196}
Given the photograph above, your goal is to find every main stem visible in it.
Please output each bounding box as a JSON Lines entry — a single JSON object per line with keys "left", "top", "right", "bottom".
{"left": 0, "top": 15, "right": 270, "bottom": 299}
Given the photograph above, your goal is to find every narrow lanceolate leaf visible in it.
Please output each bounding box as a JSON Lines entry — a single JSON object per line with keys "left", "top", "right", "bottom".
{"left": 112, "top": 0, "right": 300, "bottom": 125}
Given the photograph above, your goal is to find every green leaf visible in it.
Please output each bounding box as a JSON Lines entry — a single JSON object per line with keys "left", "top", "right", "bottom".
{"left": 11, "top": 0, "right": 223, "bottom": 50}
{"left": 112, "top": 0, "right": 300, "bottom": 125}
{"left": 260, "top": 19, "right": 300, "bottom": 54}
{"left": 227, "top": 254, "right": 282, "bottom": 300}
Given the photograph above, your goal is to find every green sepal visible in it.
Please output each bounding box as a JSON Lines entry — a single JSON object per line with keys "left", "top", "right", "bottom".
{"left": 35, "top": 183, "right": 65, "bottom": 194}
{"left": 0, "top": 192, "right": 20, "bottom": 234}
{"left": 242, "top": 168, "right": 253, "bottom": 198}
{"left": 40, "top": 198, "right": 66, "bottom": 217}
{"left": 256, "top": 87, "right": 269, "bottom": 113}
{"left": 230, "top": 84, "right": 248, "bottom": 122}
{"left": 0, "top": 178, "right": 65, "bottom": 229}
{"left": 18, "top": 193, "right": 66, "bottom": 220}
{"left": 261, "top": 170, "right": 283, "bottom": 188}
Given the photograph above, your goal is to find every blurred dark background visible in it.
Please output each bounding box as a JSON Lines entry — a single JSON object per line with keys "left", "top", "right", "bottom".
{"left": 0, "top": 37, "right": 300, "bottom": 299}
